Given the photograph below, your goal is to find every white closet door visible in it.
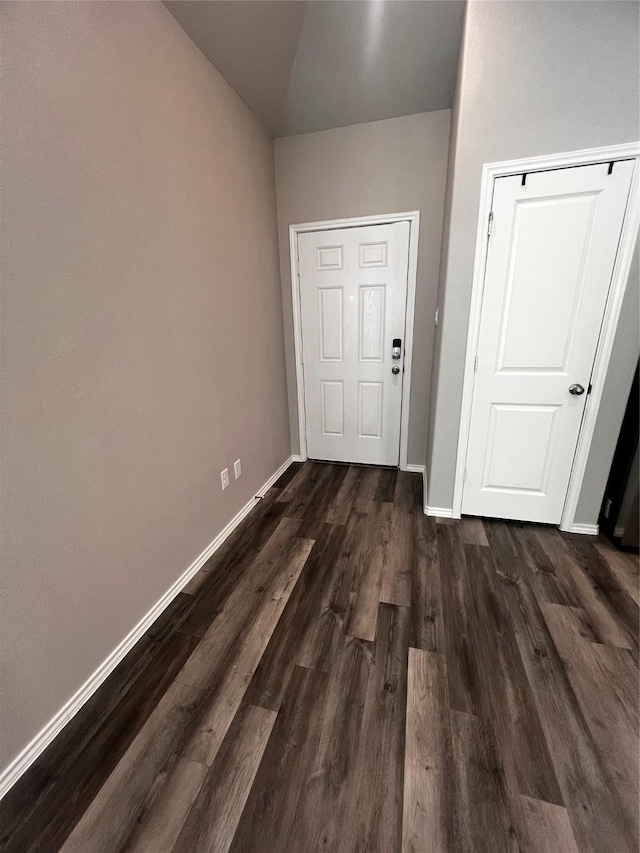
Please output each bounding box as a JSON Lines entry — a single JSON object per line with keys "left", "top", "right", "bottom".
{"left": 462, "top": 160, "right": 634, "bottom": 524}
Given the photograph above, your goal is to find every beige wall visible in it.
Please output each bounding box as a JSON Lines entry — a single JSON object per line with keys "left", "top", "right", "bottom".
{"left": 274, "top": 111, "right": 451, "bottom": 466}
{"left": 427, "top": 0, "right": 640, "bottom": 523}
{"left": 0, "top": 1, "right": 290, "bottom": 772}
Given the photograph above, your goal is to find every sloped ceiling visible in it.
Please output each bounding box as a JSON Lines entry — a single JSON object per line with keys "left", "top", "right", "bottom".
{"left": 165, "top": 0, "right": 465, "bottom": 137}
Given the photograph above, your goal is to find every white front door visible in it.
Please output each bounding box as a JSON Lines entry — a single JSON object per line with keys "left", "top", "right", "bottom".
{"left": 462, "top": 159, "right": 635, "bottom": 524}
{"left": 298, "top": 221, "right": 410, "bottom": 465}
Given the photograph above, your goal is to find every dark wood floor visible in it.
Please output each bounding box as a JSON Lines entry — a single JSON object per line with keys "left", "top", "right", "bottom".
{"left": 1, "top": 461, "right": 638, "bottom": 852}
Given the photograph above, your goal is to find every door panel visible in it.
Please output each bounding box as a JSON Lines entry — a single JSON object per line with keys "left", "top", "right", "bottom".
{"left": 321, "top": 381, "right": 344, "bottom": 436}
{"left": 298, "top": 222, "right": 410, "bottom": 465}
{"left": 358, "top": 381, "right": 384, "bottom": 438}
{"left": 318, "top": 288, "right": 343, "bottom": 361}
{"left": 497, "top": 194, "right": 599, "bottom": 372}
{"left": 359, "top": 285, "right": 386, "bottom": 361}
{"left": 482, "top": 404, "right": 559, "bottom": 494}
{"left": 462, "top": 160, "right": 635, "bottom": 524}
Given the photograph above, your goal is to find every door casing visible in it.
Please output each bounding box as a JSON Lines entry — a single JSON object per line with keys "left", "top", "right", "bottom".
{"left": 452, "top": 142, "right": 640, "bottom": 533}
{"left": 289, "top": 211, "right": 420, "bottom": 471}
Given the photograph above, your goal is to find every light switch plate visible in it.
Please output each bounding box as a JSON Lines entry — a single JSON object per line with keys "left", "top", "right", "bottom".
{"left": 234, "top": 459, "right": 242, "bottom": 479}
{"left": 221, "top": 468, "right": 230, "bottom": 490}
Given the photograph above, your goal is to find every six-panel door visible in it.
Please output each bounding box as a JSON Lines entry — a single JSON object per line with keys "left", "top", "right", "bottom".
{"left": 462, "top": 160, "right": 635, "bottom": 524}
{"left": 298, "top": 222, "right": 410, "bottom": 465}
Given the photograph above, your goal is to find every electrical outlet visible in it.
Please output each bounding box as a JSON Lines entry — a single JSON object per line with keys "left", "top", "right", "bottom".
{"left": 221, "top": 468, "right": 230, "bottom": 490}
{"left": 234, "top": 459, "right": 242, "bottom": 479}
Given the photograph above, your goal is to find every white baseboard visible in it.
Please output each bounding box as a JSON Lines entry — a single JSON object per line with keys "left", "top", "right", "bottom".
{"left": 425, "top": 506, "right": 454, "bottom": 518}
{"left": 405, "top": 465, "right": 426, "bottom": 513}
{"left": 0, "top": 455, "right": 297, "bottom": 802}
{"left": 290, "top": 454, "right": 305, "bottom": 463}
{"left": 568, "top": 522, "right": 599, "bottom": 536}
{"left": 255, "top": 455, "right": 297, "bottom": 496}
{"left": 405, "top": 464, "right": 425, "bottom": 475}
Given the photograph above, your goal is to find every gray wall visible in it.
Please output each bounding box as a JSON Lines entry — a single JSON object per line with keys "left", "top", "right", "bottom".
{"left": 275, "top": 110, "right": 451, "bottom": 466}
{"left": 0, "top": 2, "right": 290, "bottom": 772}
{"left": 427, "top": 0, "right": 640, "bottom": 524}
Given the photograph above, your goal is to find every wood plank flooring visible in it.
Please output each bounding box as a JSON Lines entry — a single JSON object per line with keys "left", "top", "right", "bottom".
{"left": 1, "top": 461, "right": 638, "bottom": 852}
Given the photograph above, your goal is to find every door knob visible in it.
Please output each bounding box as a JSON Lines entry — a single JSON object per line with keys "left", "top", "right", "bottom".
{"left": 569, "top": 383, "right": 585, "bottom": 396}
{"left": 392, "top": 366, "right": 400, "bottom": 375}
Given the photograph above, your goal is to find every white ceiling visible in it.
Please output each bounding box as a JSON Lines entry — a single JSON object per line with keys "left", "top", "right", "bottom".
{"left": 165, "top": 1, "right": 465, "bottom": 137}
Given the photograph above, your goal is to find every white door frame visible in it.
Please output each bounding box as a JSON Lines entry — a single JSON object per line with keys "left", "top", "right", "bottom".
{"left": 289, "top": 211, "right": 420, "bottom": 471}
{"left": 452, "top": 142, "right": 640, "bottom": 533}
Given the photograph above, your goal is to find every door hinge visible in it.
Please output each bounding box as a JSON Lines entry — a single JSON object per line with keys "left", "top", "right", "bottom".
{"left": 463, "top": 467, "right": 468, "bottom": 483}
{"left": 434, "top": 306, "right": 439, "bottom": 326}
{"left": 487, "top": 211, "right": 494, "bottom": 238}
{"left": 296, "top": 254, "right": 300, "bottom": 276}
{"left": 473, "top": 354, "right": 479, "bottom": 372}
{"left": 587, "top": 382, "right": 593, "bottom": 395}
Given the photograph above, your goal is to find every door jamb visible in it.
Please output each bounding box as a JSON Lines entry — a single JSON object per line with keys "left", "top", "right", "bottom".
{"left": 289, "top": 211, "right": 420, "bottom": 471}
{"left": 451, "top": 142, "right": 640, "bottom": 532}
